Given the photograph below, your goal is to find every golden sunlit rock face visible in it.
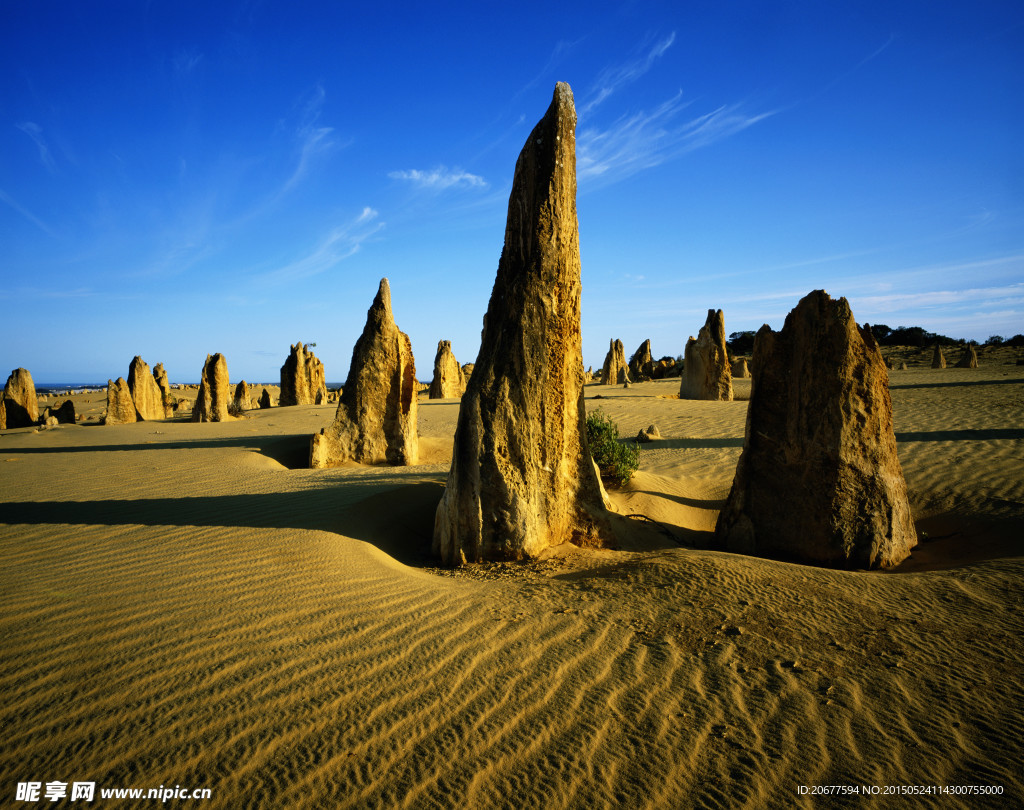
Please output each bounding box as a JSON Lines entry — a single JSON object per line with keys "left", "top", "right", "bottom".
{"left": 434, "top": 82, "right": 610, "bottom": 565}
{"left": 192, "top": 353, "right": 230, "bottom": 423}
{"left": 1, "top": 368, "right": 39, "bottom": 429}
{"left": 280, "top": 342, "right": 326, "bottom": 406}
{"left": 127, "top": 356, "right": 164, "bottom": 421}
{"left": 428, "top": 340, "right": 465, "bottom": 399}
{"left": 716, "top": 289, "right": 917, "bottom": 569}
{"left": 103, "top": 376, "right": 136, "bottom": 425}
{"left": 601, "top": 338, "right": 629, "bottom": 385}
{"left": 311, "top": 278, "right": 418, "bottom": 468}
{"left": 679, "top": 308, "right": 733, "bottom": 402}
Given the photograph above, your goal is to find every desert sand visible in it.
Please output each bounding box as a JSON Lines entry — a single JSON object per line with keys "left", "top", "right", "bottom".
{"left": 1, "top": 364, "right": 1022, "bottom": 807}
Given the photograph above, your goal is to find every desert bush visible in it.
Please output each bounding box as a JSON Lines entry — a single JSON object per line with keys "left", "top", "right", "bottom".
{"left": 585, "top": 409, "right": 639, "bottom": 486}
{"left": 727, "top": 330, "right": 757, "bottom": 355}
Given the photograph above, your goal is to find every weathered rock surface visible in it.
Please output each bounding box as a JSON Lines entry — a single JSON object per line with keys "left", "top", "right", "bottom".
{"left": 601, "top": 339, "right": 629, "bottom": 385}
{"left": 715, "top": 290, "right": 916, "bottom": 569}
{"left": 45, "top": 399, "right": 77, "bottom": 424}
{"left": 433, "top": 82, "right": 610, "bottom": 565}
{"left": 680, "top": 309, "right": 733, "bottom": 401}
{"left": 259, "top": 389, "right": 273, "bottom": 409}
{"left": 310, "top": 278, "right": 418, "bottom": 467}
{"left": 1, "top": 368, "right": 39, "bottom": 429}
{"left": 636, "top": 424, "right": 661, "bottom": 442}
{"left": 931, "top": 344, "right": 946, "bottom": 369}
{"left": 955, "top": 345, "right": 978, "bottom": 368}
{"left": 899, "top": 361, "right": 908, "bottom": 371}
{"left": 429, "top": 340, "right": 466, "bottom": 399}
{"left": 192, "top": 353, "right": 230, "bottom": 423}
{"left": 628, "top": 339, "right": 654, "bottom": 382}
{"left": 731, "top": 357, "right": 751, "bottom": 378}
{"left": 233, "top": 381, "right": 252, "bottom": 412}
{"left": 153, "top": 363, "right": 175, "bottom": 418}
{"left": 280, "top": 343, "right": 327, "bottom": 406}
{"left": 462, "top": 363, "right": 475, "bottom": 379}
{"left": 104, "top": 378, "right": 137, "bottom": 425}
{"left": 650, "top": 359, "right": 675, "bottom": 379}
{"left": 128, "top": 356, "right": 165, "bottom": 421}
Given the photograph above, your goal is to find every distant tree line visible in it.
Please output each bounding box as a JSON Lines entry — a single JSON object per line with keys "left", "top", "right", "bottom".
{"left": 724, "top": 328, "right": 1023, "bottom": 354}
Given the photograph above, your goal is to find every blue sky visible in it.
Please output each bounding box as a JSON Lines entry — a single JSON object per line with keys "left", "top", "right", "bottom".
{"left": 2, "top": 1, "right": 1022, "bottom": 383}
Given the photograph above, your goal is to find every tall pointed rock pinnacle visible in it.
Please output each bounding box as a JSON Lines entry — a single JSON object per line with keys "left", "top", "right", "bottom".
{"left": 310, "top": 278, "right": 418, "bottom": 467}
{"left": 433, "top": 82, "right": 611, "bottom": 564}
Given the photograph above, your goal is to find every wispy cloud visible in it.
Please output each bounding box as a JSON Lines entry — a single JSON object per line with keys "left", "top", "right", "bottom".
{"left": 10, "top": 286, "right": 94, "bottom": 300}
{"left": 388, "top": 166, "right": 487, "bottom": 190}
{"left": 280, "top": 84, "right": 339, "bottom": 197}
{"left": 16, "top": 121, "right": 57, "bottom": 174}
{"left": 0, "top": 188, "right": 57, "bottom": 236}
{"left": 580, "top": 31, "right": 676, "bottom": 117}
{"left": 803, "top": 34, "right": 897, "bottom": 106}
{"left": 855, "top": 282, "right": 1024, "bottom": 313}
{"left": 259, "top": 207, "right": 383, "bottom": 284}
{"left": 578, "top": 93, "right": 776, "bottom": 185}
{"left": 173, "top": 48, "right": 203, "bottom": 75}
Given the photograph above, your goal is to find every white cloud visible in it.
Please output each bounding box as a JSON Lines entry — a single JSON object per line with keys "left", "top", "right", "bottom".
{"left": 9, "top": 286, "right": 94, "bottom": 300}
{"left": 0, "top": 188, "right": 56, "bottom": 236}
{"left": 16, "top": 121, "right": 57, "bottom": 174}
{"left": 259, "top": 208, "right": 383, "bottom": 284}
{"left": 281, "top": 125, "right": 335, "bottom": 196}
{"left": 280, "top": 84, "right": 338, "bottom": 196}
{"left": 173, "top": 49, "right": 203, "bottom": 75}
{"left": 388, "top": 166, "right": 487, "bottom": 190}
{"left": 580, "top": 32, "right": 677, "bottom": 117}
{"left": 577, "top": 94, "right": 776, "bottom": 185}
{"left": 855, "top": 283, "right": 1024, "bottom": 313}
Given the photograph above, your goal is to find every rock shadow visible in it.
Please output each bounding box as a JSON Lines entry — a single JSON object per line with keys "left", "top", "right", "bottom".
{"left": 0, "top": 435, "right": 313, "bottom": 469}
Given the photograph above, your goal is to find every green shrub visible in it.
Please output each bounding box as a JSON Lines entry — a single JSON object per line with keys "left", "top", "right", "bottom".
{"left": 585, "top": 408, "right": 639, "bottom": 486}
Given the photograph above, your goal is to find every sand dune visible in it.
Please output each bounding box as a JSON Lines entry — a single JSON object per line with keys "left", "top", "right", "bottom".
{"left": 2, "top": 367, "right": 1021, "bottom": 807}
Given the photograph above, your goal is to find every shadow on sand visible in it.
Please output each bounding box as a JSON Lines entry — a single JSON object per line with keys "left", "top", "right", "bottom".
{"left": 895, "top": 429, "right": 1024, "bottom": 442}
{"left": 0, "top": 476, "right": 446, "bottom": 567}
{"left": 889, "top": 377, "right": 1024, "bottom": 390}
{"left": 0, "top": 435, "right": 313, "bottom": 469}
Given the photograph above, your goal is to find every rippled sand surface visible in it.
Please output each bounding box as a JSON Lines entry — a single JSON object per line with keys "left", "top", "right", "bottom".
{"left": 2, "top": 366, "right": 1021, "bottom": 807}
